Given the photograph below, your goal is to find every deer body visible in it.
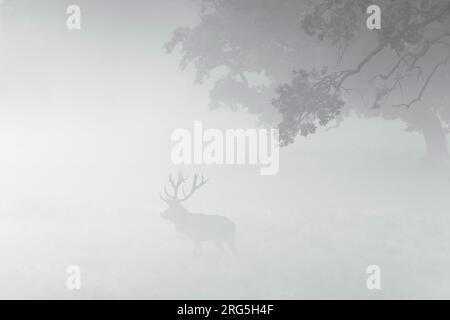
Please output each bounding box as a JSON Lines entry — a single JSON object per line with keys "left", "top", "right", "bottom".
{"left": 160, "top": 174, "right": 236, "bottom": 255}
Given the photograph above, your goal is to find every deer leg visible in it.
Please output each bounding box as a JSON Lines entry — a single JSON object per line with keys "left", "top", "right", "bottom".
{"left": 226, "top": 237, "right": 237, "bottom": 256}
{"left": 215, "top": 241, "right": 226, "bottom": 258}
{"left": 193, "top": 241, "right": 203, "bottom": 257}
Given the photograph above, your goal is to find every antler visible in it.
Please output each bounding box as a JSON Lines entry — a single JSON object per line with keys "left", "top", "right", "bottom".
{"left": 179, "top": 173, "right": 208, "bottom": 202}
{"left": 160, "top": 173, "right": 188, "bottom": 202}
{"left": 160, "top": 173, "right": 208, "bottom": 203}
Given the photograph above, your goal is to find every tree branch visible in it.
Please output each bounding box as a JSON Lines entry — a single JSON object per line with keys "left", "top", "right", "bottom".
{"left": 393, "top": 55, "right": 450, "bottom": 109}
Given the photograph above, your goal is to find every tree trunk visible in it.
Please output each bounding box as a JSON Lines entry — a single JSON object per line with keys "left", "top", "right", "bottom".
{"left": 417, "top": 109, "right": 449, "bottom": 161}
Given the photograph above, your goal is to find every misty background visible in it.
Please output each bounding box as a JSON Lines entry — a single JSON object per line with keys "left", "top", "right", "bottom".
{"left": 0, "top": 0, "right": 450, "bottom": 299}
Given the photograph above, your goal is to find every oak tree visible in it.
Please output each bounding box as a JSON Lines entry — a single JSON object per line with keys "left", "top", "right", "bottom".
{"left": 167, "top": 0, "right": 450, "bottom": 160}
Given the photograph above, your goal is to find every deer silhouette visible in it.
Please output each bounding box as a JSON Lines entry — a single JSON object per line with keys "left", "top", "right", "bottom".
{"left": 160, "top": 173, "right": 236, "bottom": 256}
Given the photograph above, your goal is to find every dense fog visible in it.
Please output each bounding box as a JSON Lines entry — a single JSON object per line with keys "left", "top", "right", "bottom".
{"left": 1, "top": 0, "right": 450, "bottom": 299}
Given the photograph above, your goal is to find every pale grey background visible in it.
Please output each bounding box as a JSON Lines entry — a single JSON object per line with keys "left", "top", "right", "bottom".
{"left": 0, "top": 0, "right": 449, "bottom": 299}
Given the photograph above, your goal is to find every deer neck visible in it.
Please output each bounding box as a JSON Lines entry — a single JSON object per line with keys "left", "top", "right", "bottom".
{"left": 171, "top": 207, "right": 192, "bottom": 225}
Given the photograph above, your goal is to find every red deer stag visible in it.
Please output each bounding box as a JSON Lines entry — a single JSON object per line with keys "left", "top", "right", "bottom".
{"left": 160, "top": 173, "right": 236, "bottom": 256}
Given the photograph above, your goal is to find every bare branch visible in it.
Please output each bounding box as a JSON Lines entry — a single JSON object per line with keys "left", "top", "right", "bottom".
{"left": 393, "top": 55, "right": 450, "bottom": 109}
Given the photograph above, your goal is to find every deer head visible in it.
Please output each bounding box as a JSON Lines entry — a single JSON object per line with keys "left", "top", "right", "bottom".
{"left": 159, "top": 173, "right": 208, "bottom": 220}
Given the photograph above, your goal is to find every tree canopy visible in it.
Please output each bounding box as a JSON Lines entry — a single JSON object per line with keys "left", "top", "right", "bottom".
{"left": 167, "top": 0, "right": 450, "bottom": 157}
